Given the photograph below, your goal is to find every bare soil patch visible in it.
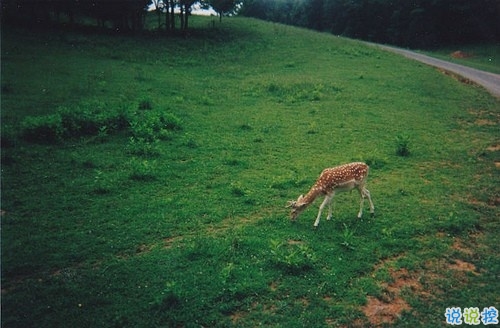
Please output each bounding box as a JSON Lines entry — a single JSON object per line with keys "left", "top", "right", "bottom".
{"left": 437, "top": 68, "right": 476, "bottom": 85}
{"left": 475, "top": 119, "right": 497, "bottom": 126}
{"left": 487, "top": 144, "right": 500, "bottom": 151}
{"left": 450, "top": 51, "right": 474, "bottom": 59}
{"left": 449, "top": 259, "right": 479, "bottom": 274}
{"left": 363, "top": 235, "right": 482, "bottom": 326}
{"left": 362, "top": 266, "right": 422, "bottom": 325}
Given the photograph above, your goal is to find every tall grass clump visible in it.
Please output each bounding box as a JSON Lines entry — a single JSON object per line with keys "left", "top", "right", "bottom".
{"left": 269, "top": 240, "right": 317, "bottom": 274}
{"left": 395, "top": 134, "right": 411, "bottom": 157}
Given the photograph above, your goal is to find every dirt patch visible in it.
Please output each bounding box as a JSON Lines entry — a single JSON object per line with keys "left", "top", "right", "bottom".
{"left": 269, "top": 280, "right": 279, "bottom": 291}
{"left": 437, "top": 68, "right": 476, "bottom": 85}
{"left": 230, "top": 301, "right": 278, "bottom": 324}
{"left": 487, "top": 144, "right": 500, "bottom": 151}
{"left": 363, "top": 295, "right": 411, "bottom": 326}
{"left": 230, "top": 311, "right": 245, "bottom": 324}
{"left": 451, "top": 237, "right": 475, "bottom": 256}
{"left": 362, "top": 266, "right": 422, "bottom": 325}
{"left": 451, "top": 51, "right": 474, "bottom": 59}
{"left": 475, "top": 119, "right": 496, "bottom": 126}
{"left": 449, "top": 259, "right": 479, "bottom": 274}
{"left": 363, "top": 239, "right": 483, "bottom": 326}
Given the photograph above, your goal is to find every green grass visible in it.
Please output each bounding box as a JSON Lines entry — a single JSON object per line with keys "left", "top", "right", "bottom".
{"left": 422, "top": 43, "right": 500, "bottom": 74}
{"left": 2, "top": 16, "right": 500, "bottom": 327}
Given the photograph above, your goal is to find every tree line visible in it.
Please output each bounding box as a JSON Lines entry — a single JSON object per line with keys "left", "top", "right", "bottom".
{"left": 3, "top": 0, "right": 499, "bottom": 46}
{"left": 1, "top": 0, "right": 239, "bottom": 32}
{"left": 238, "top": 0, "right": 500, "bottom": 48}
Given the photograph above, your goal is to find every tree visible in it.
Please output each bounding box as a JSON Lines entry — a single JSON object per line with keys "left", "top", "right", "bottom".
{"left": 1, "top": 0, "right": 150, "bottom": 32}
{"left": 239, "top": 0, "right": 500, "bottom": 48}
{"left": 179, "top": 0, "right": 196, "bottom": 30}
{"left": 208, "top": 0, "right": 239, "bottom": 22}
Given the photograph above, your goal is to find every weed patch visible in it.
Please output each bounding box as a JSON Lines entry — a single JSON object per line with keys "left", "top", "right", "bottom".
{"left": 269, "top": 239, "right": 317, "bottom": 274}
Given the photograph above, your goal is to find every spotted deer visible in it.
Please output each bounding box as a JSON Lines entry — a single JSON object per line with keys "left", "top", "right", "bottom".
{"left": 286, "top": 162, "right": 375, "bottom": 228}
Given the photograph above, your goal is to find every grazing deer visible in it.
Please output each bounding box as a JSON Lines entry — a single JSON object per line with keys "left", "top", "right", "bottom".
{"left": 286, "top": 162, "right": 375, "bottom": 227}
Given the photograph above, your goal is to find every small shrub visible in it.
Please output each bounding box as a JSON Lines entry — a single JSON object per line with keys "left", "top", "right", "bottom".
{"left": 340, "top": 223, "right": 356, "bottom": 250}
{"left": 307, "top": 122, "right": 318, "bottom": 134}
{"left": 129, "top": 159, "right": 157, "bottom": 182}
{"left": 127, "top": 137, "right": 162, "bottom": 158}
{"left": 129, "top": 111, "right": 182, "bottom": 143}
{"left": 364, "top": 156, "right": 387, "bottom": 169}
{"left": 92, "top": 170, "right": 114, "bottom": 194}
{"left": 230, "top": 182, "right": 247, "bottom": 197}
{"left": 395, "top": 134, "right": 411, "bottom": 157}
{"left": 223, "top": 159, "right": 242, "bottom": 167}
{"left": 239, "top": 123, "right": 252, "bottom": 131}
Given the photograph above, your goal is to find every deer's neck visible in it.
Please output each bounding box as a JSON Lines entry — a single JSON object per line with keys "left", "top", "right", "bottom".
{"left": 301, "top": 186, "right": 323, "bottom": 205}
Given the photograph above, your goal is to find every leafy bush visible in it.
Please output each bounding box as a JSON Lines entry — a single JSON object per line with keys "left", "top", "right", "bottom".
{"left": 20, "top": 101, "right": 131, "bottom": 143}
{"left": 58, "top": 101, "right": 129, "bottom": 138}
{"left": 129, "top": 111, "right": 182, "bottom": 143}
{"left": 19, "top": 101, "right": 182, "bottom": 146}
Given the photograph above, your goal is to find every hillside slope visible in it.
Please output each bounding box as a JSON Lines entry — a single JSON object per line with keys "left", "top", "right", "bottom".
{"left": 2, "top": 17, "right": 499, "bottom": 327}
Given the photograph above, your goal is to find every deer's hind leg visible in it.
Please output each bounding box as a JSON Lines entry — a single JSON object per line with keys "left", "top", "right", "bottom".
{"left": 364, "top": 187, "right": 375, "bottom": 216}
{"left": 357, "top": 186, "right": 374, "bottom": 218}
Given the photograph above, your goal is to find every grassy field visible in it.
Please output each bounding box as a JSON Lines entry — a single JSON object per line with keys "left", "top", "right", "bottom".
{"left": 1, "top": 16, "right": 499, "bottom": 327}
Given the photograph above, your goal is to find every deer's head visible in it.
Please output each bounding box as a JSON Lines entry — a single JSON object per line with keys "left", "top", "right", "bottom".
{"left": 286, "top": 195, "right": 308, "bottom": 221}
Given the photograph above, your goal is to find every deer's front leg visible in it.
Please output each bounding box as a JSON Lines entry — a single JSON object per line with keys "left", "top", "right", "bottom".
{"left": 326, "top": 193, "right": 335, "bottom": 221}
{"left": 314, "top": 194, "right": 332, "bottom": 227}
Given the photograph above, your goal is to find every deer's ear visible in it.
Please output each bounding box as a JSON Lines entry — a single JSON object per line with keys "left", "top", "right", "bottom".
{"left": 297, "top": 195, "right": 304, "bottom": 202}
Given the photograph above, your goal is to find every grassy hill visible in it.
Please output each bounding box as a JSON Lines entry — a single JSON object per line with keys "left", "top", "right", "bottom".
{"left": 1, "top": 16, "right": 499, "bottom": 327}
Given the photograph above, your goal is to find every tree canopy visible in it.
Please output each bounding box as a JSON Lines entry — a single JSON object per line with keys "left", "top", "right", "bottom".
{"left": 2, "top": 0, "right": 499, "bottom": 47}
{"left": 1, "top": 0, "right": 240, "bottom": 32}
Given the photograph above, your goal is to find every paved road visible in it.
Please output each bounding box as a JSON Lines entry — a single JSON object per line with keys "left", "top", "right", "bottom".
{"left": 367, "top": 43, "right": 500, "bottom": 98}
